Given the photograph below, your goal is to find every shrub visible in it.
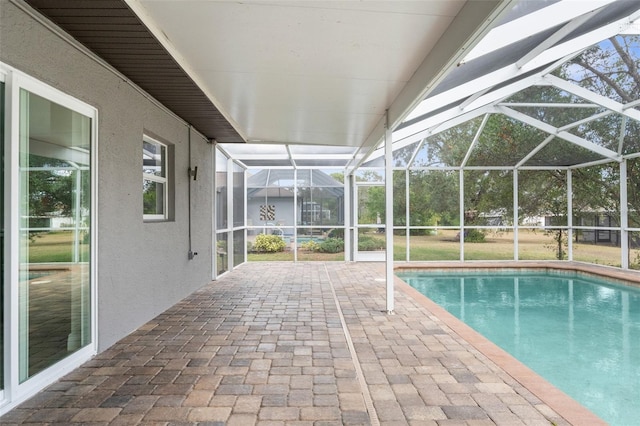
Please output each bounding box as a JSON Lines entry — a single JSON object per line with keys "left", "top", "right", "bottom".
{"left": 253, "top": 234, "right": 286, "bottom": 253}
{"left": 464, "top": 229, "right": 485, "bottom": 242}
{"left": 328, "top": 228, "right": 344, "bottom": 239}
{"left": 358, "top": 235, "right": 385, "bottom": 251}
{"left": 319, "top": 238, "right": 344, "bottom": 253}
{"left": 300, "top": 240, "right": 320, "bottom": 252}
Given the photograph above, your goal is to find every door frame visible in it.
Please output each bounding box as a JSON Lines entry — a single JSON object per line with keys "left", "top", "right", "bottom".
{"left": 1, "top": 63, "right": 98, "bottom": 413}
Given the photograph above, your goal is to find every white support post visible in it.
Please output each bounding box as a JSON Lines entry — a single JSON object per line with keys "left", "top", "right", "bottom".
{"left": 73, "top": 170, "right": 81, "bottom": 263}
{"left": 243, "top": 167, "right": 248, "bottom": 265}
{"left": 293, "top": 168, "right": 298, "bottom": 262}
{"left": 513, "top": 169, "right": 519, "bottom": 260}
{"left": 226, "top": 158, "right": 234, "bottom": 271}
{"left": 344, "top": 173, "right": 352, "bottom": 262}
{"left": 567, "top": 169, "right": 573, "bottom": 261}
{"left": 384, "top": 111, "right": 394, "bottom": 314}
{"left": 459, "top": 169, "right": 465, "bottom": 261}
{"left": 212, "top": 146, "right": 217, "bottom": 279}
{"left": 406, "top": 169, "right": 410, "bottom": 261}
{"left": 620, "top": 160, "right": 629, "bottom": 269}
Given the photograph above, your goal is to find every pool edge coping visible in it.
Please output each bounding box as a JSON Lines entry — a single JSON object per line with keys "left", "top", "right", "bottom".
{"left": 394, "top": 261, "right": 611, "bottom": 426}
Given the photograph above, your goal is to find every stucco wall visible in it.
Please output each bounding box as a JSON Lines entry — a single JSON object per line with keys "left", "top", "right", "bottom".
{"left": 1, "top": 2, "right": 214, "bottom": 351}
{"left": 247, "top": 198, "right": 297, "bottom": 230}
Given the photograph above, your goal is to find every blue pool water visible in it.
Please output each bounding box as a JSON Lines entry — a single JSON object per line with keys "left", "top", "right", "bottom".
{"left": 295, "top": 236, "right": 324, "bottom": 244}
{"left": 398, "top": 270, "right": 640, "bottom": 426}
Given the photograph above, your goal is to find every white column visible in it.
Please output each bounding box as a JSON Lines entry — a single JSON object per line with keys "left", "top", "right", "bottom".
{"left": 344, "top": 173, "right": 352, "bottom": 262}
{"left": 406, "top": 169, "right": 410, "bottom": 261}
{"left": 384, "top": 112, "right": 394, "bottom": 314}
{"left": 211, "top": 146, "right": 217, "bottom": 279}
{"left": 513, "top": 169, "right": 519, "bottom": 260}
{"left": 620, "top": 160, "right": 629, "bottom": 269}
{"left": 293, "top": 168, "right": 298, "bottom": 262}
{"left": 226, "top": 158, "right": 233, "bottom": 271}
{"left": 567, "top": 169, "right": 573, "bottom": 261}
{"left": 459, "top": 169, "right": 465, "bottom": 261}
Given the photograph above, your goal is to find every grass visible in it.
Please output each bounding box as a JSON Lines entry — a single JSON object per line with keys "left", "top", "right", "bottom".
{"left": 26, "top": 231, "right": 89, "bottom": 263}
{"left": 247, "top": 229, "right": 631, "bottom": 267}
{"left": 24, "top": 228, "right": 635, "bottom": 269}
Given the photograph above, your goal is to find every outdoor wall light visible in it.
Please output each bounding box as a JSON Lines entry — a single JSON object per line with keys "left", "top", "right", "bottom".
{"left": 188, "top": 166, "right": 198, "bottom": 181}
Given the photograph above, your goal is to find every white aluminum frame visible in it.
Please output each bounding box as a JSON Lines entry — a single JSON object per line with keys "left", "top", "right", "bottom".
{"left": 1, "top": 63, "right": 98, "bottom": 414}
{"left": 142, "top": 135, "right": 169, "bottom": 221}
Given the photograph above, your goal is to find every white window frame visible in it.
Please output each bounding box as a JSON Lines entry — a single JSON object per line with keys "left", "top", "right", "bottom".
{"left": 143, "top": 135, "right": 168, "bottom": 221}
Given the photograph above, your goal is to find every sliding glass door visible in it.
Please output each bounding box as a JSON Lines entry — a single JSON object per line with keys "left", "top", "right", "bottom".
{"left": 17, "top": 88, "right": 92, "bottom": 381}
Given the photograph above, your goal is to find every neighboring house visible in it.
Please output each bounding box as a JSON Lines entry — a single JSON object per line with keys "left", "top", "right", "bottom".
{"left": 247, "top": 169, "right": 344, "bottom": 233}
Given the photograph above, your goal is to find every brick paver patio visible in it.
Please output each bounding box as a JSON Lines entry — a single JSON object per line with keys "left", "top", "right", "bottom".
{"left": 0, "top": 262, "right": 598, "bottom": 425}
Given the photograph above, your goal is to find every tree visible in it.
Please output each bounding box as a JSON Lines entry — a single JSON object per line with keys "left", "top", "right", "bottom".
{"left": 25, "top": 155, "right": 76, "bottom": 219}
{"left": 393, "top": 35, "right": 640, "bottom": 259}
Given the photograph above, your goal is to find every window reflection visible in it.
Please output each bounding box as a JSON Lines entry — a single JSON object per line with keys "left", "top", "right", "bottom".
{"left": 18, "top": 89, "right": 91, "bottom": 381}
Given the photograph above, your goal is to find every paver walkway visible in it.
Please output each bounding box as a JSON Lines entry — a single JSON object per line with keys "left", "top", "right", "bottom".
{"left": 1, "top": 262, "right": 587, "bottom": 425}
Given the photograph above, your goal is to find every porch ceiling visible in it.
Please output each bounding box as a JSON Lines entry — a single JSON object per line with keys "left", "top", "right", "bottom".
{"left": 21, "top": 0, "right": 512, "bottom": 150}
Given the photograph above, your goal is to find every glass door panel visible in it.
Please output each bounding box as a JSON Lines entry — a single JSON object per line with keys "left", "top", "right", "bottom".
{"left": 18, "top": 89, "right": 91, "bottom": 382}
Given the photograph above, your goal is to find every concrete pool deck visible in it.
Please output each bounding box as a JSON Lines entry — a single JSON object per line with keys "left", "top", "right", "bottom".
{"left": 0, "top": 261, "right": 606, "bottom": 425}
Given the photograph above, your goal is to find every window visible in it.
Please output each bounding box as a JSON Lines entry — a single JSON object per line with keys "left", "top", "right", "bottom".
{"left": 143, "top": 136, "right": 168, "bottom": 220}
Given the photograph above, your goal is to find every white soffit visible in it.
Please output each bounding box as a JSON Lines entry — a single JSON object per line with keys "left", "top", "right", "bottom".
{"left": 124, "top": 0, "right": 507, "bottom": 148}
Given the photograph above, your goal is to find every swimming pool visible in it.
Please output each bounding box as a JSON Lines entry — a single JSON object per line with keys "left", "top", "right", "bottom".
{"left": 397, "top": 269, "right": 640, "bottom": 426}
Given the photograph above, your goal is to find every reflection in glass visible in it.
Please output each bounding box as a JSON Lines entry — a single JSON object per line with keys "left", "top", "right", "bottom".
{"left": 142, "top": 180, "right": 164, "bottom": 216}
{"left": 142, "top": 138, "right": 167, "bottom": 218}
{"left": 19, "top": 89, "right": 91, "bottom": 381}
{"left": 142, "top": 141, "right": 165, "bottom": 177}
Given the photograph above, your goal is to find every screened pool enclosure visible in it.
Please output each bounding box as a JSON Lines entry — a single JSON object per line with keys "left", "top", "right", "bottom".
{"left": 214, "top": 1, "right": 640, "bottom": 278}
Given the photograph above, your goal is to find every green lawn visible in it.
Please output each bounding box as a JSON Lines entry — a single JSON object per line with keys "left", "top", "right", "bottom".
{"left": 247, "top": 229, "right": 631, "bottom": 267}
{"left": 26, "top": 231, "right": 89, "bottom": 263}
{"left": 25, "top": 228, "right": 634, "bottom": 268}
